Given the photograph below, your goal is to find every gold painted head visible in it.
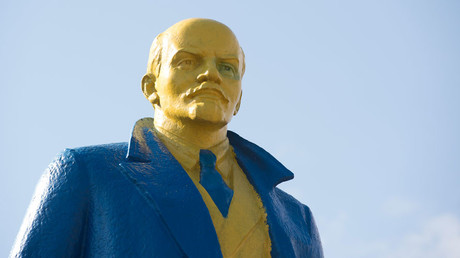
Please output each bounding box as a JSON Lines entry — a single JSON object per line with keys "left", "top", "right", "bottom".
{"left": 142, "top": 18, "right": 245, "bottom": 129}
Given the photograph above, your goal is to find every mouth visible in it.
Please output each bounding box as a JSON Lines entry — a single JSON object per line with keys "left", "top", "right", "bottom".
{"left": 186, "top": 84, "right": 229, "bottom": 103}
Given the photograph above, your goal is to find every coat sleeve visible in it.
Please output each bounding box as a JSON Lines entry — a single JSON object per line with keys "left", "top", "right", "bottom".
{"left": 11, "top": 149, "right": 90, "bottom": 258}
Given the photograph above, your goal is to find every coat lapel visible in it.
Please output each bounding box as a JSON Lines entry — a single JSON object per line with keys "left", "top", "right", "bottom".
{"left": 228, "top": 131, "right": 297, "bottom": 258}
{"left": 119, "top": 118, "right": 222, "bottom": 258}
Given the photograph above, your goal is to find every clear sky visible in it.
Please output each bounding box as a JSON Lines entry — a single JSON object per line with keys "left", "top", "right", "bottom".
{"left": 1, "top": 0, "right": 459, "bottom": 257}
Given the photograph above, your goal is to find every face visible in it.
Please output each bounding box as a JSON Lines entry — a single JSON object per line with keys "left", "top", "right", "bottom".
{"left": 153, "top": 20, "right": 243, "bottom": 127}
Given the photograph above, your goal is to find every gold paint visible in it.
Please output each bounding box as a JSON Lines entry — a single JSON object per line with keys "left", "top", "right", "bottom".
{"left": 142, "top": 18, "right": 271, "bottom": 257}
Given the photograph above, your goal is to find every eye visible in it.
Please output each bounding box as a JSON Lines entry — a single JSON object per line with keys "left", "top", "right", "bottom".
{"left": 218, "top": 63, "right": 236, "bottom": 77}
{"left": 177, "top": 58, "right": 196, "bottom": 70}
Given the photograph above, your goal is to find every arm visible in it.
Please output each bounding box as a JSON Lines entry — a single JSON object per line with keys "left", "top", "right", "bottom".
{"left": 11, "top": 149, "right": 89, "bottom": 258}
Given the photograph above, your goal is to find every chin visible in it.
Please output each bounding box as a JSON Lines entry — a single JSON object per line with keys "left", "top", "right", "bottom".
{"left": 187, "top": 103, "right": 230, "bottom": 127}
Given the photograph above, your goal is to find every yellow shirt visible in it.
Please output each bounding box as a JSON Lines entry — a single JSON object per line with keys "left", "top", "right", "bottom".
{"left": 154, "top": 127, "right": 271, "bottom": 257}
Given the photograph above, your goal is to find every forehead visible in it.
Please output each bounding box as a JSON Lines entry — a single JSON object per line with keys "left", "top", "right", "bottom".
{"left": 163, "top": 21, "right": 242, "bottom": 58}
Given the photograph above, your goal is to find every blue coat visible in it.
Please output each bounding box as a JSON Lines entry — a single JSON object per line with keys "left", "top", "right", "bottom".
{"left": 12, "top": 118, "right": 323, "bottom": 258}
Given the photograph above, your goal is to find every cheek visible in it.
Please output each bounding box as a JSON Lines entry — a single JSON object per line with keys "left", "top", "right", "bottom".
{"left": 225, "top": 82, "right": 242, "bottom": 102}
{"left": 167, "top": 71, "right": 197, "bottom": 92}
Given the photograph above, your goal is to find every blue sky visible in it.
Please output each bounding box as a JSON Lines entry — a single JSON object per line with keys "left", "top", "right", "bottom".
{"left": 1, "top": 0, "right": 459, "bottom": 257}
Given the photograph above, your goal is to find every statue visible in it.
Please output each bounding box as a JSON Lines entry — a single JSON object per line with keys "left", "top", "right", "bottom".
{"left": 11, "top": 18, "right": 323, "bottom": 257}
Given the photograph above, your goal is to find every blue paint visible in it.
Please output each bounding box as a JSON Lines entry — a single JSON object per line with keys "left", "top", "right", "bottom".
{"left": 11, "top": 118, "right": 323, "bottom": 257}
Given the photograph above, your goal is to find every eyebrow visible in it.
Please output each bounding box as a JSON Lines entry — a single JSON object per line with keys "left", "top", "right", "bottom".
{"left": 219, "top": 57, "right": 239, "bottom": 66}
{"left": 172, "top": 50, "right": 199, "bottom": 59}
{"left": 173, "top": 49, "right": 240, "bottom": 63}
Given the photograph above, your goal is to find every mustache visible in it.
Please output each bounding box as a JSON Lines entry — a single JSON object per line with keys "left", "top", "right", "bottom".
{"left": 185, "top": 83, "right": 230, "bottom": 102}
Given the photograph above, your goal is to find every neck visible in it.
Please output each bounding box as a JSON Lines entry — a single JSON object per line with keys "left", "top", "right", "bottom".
{"left": 153, "top": 109, "right": 228, "bottom": 149}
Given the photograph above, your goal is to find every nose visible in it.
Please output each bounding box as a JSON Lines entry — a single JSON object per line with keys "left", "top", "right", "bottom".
{"left": 196, "top": 60, "right": 222, "bottom": 84}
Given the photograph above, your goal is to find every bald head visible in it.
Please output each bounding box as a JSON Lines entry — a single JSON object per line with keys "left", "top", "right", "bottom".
{"left": 164, "top": 18, "right": 236, "bottom": 39}
{"left": 146, "top": 18, "right": 245, "bottom": 78}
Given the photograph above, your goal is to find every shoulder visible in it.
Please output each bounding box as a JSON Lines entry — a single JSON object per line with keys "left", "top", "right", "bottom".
{"left": 58, "top": 142, "right": 128, "bottom": 167}
{"left": 274, "top": 187, "right": 315, "bottom": 222}
{"left": 10, "top": 143, "right": 127, "bottom": 257}
{"left": 45, "top": 142, "right": 128, "bottom": 185}
{"left": 54, "top": 142, "right": 128, "bottom": 162}
{"left": 69, "top": 142, "right": 128, "bottom": 162}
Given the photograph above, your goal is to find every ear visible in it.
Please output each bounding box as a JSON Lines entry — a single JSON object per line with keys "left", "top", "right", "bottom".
{"left": 141, "top": 74, "right": 159, "bottom": 106}
{"left": 233, "top": 91, "right": 242, "bottom": 116}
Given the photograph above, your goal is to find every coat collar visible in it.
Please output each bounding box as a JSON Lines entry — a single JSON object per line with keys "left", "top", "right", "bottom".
{"left": 126, "top": 117, "right": 294, "bottom": 191}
